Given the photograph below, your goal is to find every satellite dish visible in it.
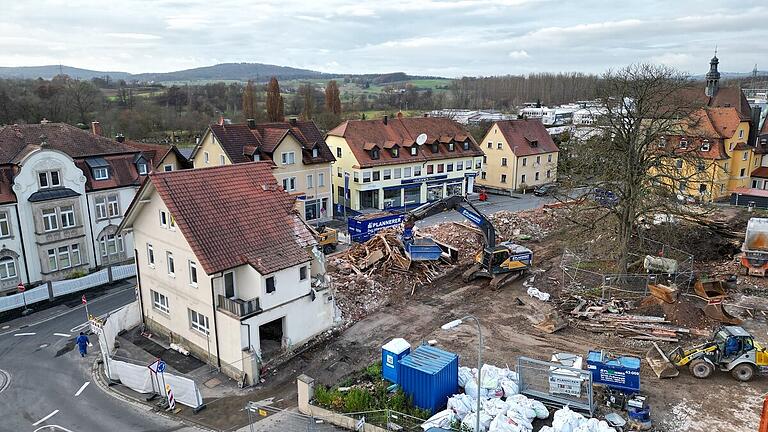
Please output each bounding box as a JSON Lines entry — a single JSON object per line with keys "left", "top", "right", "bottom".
{"left": 416, "top": 133, "right": 428, "bottom": 145}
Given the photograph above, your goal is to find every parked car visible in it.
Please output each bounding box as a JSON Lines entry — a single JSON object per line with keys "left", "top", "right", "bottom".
{"left": 534, "top": 183, "right": 557, "bottom": 196}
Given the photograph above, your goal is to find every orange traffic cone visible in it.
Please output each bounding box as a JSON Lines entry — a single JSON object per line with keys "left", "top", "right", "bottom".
{"left": 760, "top": 394, "right": 768, "bottom": 432}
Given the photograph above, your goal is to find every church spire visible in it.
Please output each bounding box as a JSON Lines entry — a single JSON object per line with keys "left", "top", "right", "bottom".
{"left": 705, "top": 49, "right": 720, "bottom": 98}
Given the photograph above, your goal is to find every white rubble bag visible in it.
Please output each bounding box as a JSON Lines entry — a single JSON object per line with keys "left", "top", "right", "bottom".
{"left": 447, "top": 393, "right": 475, "bottom": 420}
{"left": 482, "top": 398, "right": 510, "bottom": 417}
{"left": 462, "top": 411, "right": 493, "bottom": 432}
{"left": 499, "top": 377, "right": 519, "bottom": 397}
{"left": 526, "top": 286, "right": 551, "bottom": 301}
{"left": 459, "top": 366, "right": 475, "bottom": 387}
{"left": 421, "top": 409, "right": 456, "bottom": 430}
{"left": 488, "top": 413, "right": 525, "bottom": 432}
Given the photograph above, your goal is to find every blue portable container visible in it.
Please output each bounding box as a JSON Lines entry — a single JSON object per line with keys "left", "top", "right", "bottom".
{"left": 382, "top": 338, "right": 411, "bottom": 384}
{"left": 398, "top": 345, "right": 458, "bottom": 413}
{"left": 586, "top": 351, "right": 641, "bottom": 393}
{"left": 347, "top": 213, "right": 405, "bottom": 243}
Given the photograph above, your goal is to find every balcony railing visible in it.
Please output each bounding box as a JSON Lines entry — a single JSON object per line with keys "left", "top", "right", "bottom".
{"left": 217, "top": 294, "right": 261, "bottom": 318}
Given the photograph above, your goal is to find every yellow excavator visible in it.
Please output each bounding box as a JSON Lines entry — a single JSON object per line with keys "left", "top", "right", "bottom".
{"left": 647, "top": 326, "right": 768, "bottom": 382}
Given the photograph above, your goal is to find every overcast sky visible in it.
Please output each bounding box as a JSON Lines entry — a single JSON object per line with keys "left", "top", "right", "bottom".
{"left": 2, "top": 0, "right": 766, "bottom": 77}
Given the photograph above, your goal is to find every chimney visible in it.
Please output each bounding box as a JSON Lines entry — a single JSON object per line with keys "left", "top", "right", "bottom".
{"left": 383, "top": 115, "right": 388, "bottom": 125}
{"left": 396, "top": 111, "right": 403, "bottom": 119}
{"left": 247, "top": 118, "right": 256, "bottom": 129}
{"left": 218, "top": 116, "right": 225, "bottom": 126}
{"left": 289, "top": 117, "right": 297, "bottom": 126}
{"left": 91, "top": 121, "right": 102, "bottom": 136}
{"left": 115, "top": 133, "right": 125, "bottom": 143}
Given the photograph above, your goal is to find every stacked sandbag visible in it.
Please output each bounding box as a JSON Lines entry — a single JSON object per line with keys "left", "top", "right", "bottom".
{"left": 538, "top": 406, "right": 616, "bottom": 432}
{"left": 447, "top": 393, "right": 476, "bottom": 420}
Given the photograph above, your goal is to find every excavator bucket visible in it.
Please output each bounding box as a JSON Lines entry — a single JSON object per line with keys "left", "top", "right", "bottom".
{"left": 702, "top": 303, "right": 742, "bottom": 325}
{"left": 646, "top": 342, "right": 679, "bottom": 379}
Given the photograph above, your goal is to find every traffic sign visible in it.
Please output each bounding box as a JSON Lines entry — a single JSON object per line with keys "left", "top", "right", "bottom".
{"left": 147, "top": 359, "right": 160, "bottom": 374}
{"left": 157, "top": 360, "right": 167, "bottom": 373}
{"left": 17, "top": 282, "right": 24, "bottom": 292}
{"left": 356, "top": 416, "right": 365, "bottom": 431}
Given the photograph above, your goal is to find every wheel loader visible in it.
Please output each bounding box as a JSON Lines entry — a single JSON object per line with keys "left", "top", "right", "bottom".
{"left": 646, "top": 326, "right": 768, "bottom": 382}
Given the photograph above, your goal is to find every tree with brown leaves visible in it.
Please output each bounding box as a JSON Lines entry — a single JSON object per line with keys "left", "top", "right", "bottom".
{"left": 325, "top": 80, "right": 341, "bottom": 115}
{"left": 266, "top": 77, "right": 283, "bottom": 122}
{"left": 242, "top": 80, "right": 257, "bottom": 120}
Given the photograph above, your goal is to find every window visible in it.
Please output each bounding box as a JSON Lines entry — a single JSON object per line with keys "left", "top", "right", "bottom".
{"left": 266, "top": 276, "right": 276, "bottom": 294}
{"left": 446, "top": 163, "right": 454, "bottom": 172}
{"left": 224, "top": 271, "right": 235, "bottom": 297}
{"left": 547, "top": 170, "right": 551, "bottom": 179}
{"left": 501, "top": 157, "right": 508, "bottom": 167}
{"left": 336, "top": 147, "right": 342, "bottom": 158}
{"left": 371, "top": 149, "right": 380, "bottom": 160}
{"left": 410, "top": 146, "right": 417, "bottom": 156}
{"left": 307, "top": 174, "right": 314, "bottom": 188}
{"left": 522, "top": 158, "right": 527, "bottom": 167}
{"left": 353, "top": 172, "right": 359, "bottom": 183}
{"left": 414, "top": 165, "right": 421, "bottom": 176}
{"left": 167, "top": 252, "right": 175, "bottom": 276}
{"left": 468, "top": 160, "right": 474, "bottom": 170}
{"left": 456, "top": 162, "right": 463, "bottom": 171}
{"left": 497, "top": 142, "right": 502, "bottom": 149}
{"left": 383, "top": 169, "right": 392, "bottom": 180}
{"left": 282, "top": 177, "right": 297, "bottom": 192}
{"left": 58, "top": 246, "right": 71, "bottom": 269}
{"left": 38, "top": 170, "right": 61, "bottom": 189}
{"left": 107, "top": 195, "right": 119, "bottom": 217}
{"left": 0, "top": 257, "right": 16, "bottom": 280}
{"left": 42, "top": 209, "right": 58, "bottom": 232}
{"left": 147, "top": 244, "right": 155, "bottom": 266}
{"left": 95, "top": 197, "right": 107, "bottom": 219}
{"left": 189, "top": 261, "right": 198, "bottom": 287}
{"left": 370, "top": 170, "right": 380, "bottom": 182}
{"left": 679, "top": 139, "right": 688, "bottom": 149}
{"left": 337, "top": 167, "right": 342, "bottom": 178}
{"left": 474, "top": 160, "right": 480, "bottom": 169}
{"left": 392, "top": 148, "right": 399, "bottom": 157}
{"left": 164, "top": 164, "right": 174, "bottom": 172}
{"left": 658, "top": 137, "right": 667, "bottom": 148}
{"left": 501, "top": 174, "right": 507, "bottom": 183}
{"left": 743, "top": 152, "right": 748, "bottom": 161}
{"left": 675, "top": 159, "right": 683, "bottom": 170}
{"left": 697, "top": 162, "right": 705, "bottom": 172}
{"left": 100, "top": 234, "right": 121, "bottom": 257}
{"left": 487, "top": 142, "right": 492, "bottom": 149}
{"left": 431, "top": 144, "right": 438, "bottom": 154}
{"left": 739, "top": 129, "right": 744, "bottom": 139}
{"left": 312, "top": 148, "right": 319, "bottom": 158}
{"left": 93, "top": 167, "right": 109, "bottom": 180}
{"left": 740, "top": 168, "right": 746, "bottom": 177}
{"left": 0, "top": 213, "right": 10, "bottom": 238}
{"left": 394, "top": 168, "right": 402, "bottom": 179}
{"left": 404, "top": 167, "right": 412, "bottom": 177}
{"left": 427, "top": 165, "right": 434, "bottom": 175}
{"left": 521, "top": 174, "right": 527, "bottom": 184}
{"left": 71, "top": 244, "right": 81, "bottom": 266}
{"left": 481, "top": 172, "right": 487, "bottom": 180}
{"left": 699, "top": 184, "right": 707, "bottom": 194}
{"left": 535, "top": 172, "right": 540, "bottom": 181}
{"left": 463, "top": 141, "right": 470, "bottom": 150}
{"left": 281, "top": 151, "right": 296, "bottom": 165}
{"left": 60, "top": 205, "right": 75, "bottom": 228}
{"left": 160, "top": 210, "right": 168, "bottom": 227}
{"left": 47, "top": 249, "right": 57, "bottom": 271}
{"left": 300, "top": 266, "right": 308, "bottom": 281}
{"left": 318, "top": 172, "right": 325, "bottom": 187}
{"left": 152, "top": 290, "right": 169, "bottom": 314}
{"left": 701, "top": 140, "right": 710, "bottom": 152}
{"left": 204, "top": 152, "right": 210, "bottom": 164}
{"left": 536, "top": 156, "right": 541, "bottom": 165}
{"left": 437, "top": 164, "right": 444, "bottom": 173}
{"left": 679, "top": 181, "right": 687, "bottom": 192}
{"left": 138, "top": 162, "right": 148, "bottom": 175}
{"left": 189, "top": 309, "right": 209, "bottom": 335}
{"left": 362, "top": 172, "right": 371, "bottom": 183}
{"left": 448, "top": 143, "right": 454, "bottom": 151}
{"left": 548, "top": 154, "right": 553, "bottom": 163}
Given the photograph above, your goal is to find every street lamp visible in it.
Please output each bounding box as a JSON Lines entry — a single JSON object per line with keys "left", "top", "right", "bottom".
{"left": 442, "top": 315, "right": 483, "bottom": 432}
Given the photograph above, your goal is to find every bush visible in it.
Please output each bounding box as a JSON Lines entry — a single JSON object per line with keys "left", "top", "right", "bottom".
{"left": 344, "top": 388, "right": 373, "bottom": 412}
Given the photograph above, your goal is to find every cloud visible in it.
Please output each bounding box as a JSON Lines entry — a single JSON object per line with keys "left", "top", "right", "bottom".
{"left": 508, "top": 50, "right": 530, "bottom": 59}
{"left": 104, "top": 33, "right": 162, "bottom": 40}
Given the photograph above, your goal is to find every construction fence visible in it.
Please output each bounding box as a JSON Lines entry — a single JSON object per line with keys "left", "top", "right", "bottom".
{"left": 560, "top": 236, "right": 694, "bottom": 300}
{"left": 0, "top": 263, "right": 135, "bottom": 313}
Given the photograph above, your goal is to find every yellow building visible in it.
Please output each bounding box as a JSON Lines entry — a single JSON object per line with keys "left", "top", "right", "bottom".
{"left": 125, "top": 141, "right": 193, "bottom": 172}
{"left": 326, "top": 115, "right": 484, "bottom": 211}
{"left": 476, "top": 119, "right": 559, "bottom": 193}
{"left": 191, "top": 119, "right": 335, "bottom": 223}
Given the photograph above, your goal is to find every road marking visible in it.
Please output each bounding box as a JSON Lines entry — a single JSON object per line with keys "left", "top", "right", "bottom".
{"left": 32, "top": 409, "right": 59, "bottom": 426}
{"left": 1, "top": 325, "right": 8, "bottom": 330}
{"left": 53, "top": 333, "right": 71, "bottom": 337}
{"left": 13, "top": 332, "right": 36, "bottom": 336}
{"left": 0, "top": 369, "right": 10, "bottom": 393}
{"left": 34, "top": 425, "right": 75, "bottom": 432}
{"left": 74, "top": 381, "right": 90, "bottom": 396}
{"left": 39, "top": 344, "right": 48, "bottom": 349}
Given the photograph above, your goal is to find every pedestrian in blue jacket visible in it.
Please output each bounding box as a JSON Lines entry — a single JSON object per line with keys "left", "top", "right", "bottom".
{"left": 76, "top": 332, "right": 89, "bottom": 357}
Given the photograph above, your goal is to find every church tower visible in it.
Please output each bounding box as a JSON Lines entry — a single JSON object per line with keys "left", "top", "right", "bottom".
{"left": 705, "top": 53, "right": 721, "bottom": 98}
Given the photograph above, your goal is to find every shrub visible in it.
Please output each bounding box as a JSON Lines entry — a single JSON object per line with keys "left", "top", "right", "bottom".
{"left": 344, "top": 388, "right": 373, "bottom": 413}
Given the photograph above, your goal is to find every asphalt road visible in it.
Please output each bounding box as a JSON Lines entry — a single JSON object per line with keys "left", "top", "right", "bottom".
{"left": 0, "top": 284, "right": 201, "bottom": 432}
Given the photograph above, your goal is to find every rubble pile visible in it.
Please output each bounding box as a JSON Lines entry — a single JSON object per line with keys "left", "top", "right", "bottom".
{"left": 420, "top": 222, "right": 484, "bottom": 261}
{"left": 328, "top": 230, "right": 452, "bottom": 322}
{"left": 489, "top": 209, "right": 552, "bottom": 242}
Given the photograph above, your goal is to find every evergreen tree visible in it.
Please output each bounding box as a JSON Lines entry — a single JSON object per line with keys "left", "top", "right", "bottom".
{"left": 266, "top": 77, "right": 282, "bottom": 122}
{"left": 325, "top": 80, "right": 341, "bottom": 115}
{"left": 242, "top": 80, "right": 257, "bottom": 120}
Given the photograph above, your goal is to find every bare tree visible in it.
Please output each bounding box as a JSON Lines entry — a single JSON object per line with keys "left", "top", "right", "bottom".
{"left": 266, "top": 77, "right": 282, "bottom": 122}
{"left": 242, "top": 80, "right": 257, "bottom": 120}
{"left": 564, "top": 64, "right": 707, "bottom": 273}
{"left": 66, "top": 80, "right": 102, "bottom": 123}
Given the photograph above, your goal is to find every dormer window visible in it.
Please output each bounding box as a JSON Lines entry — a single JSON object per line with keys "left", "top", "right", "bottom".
{"left": 679, "top": 139, "right": 688, "bottom": 149}
{"left": 94, "top": 167, "right": 109, "bottom": 180}
{"left": 530, "top": 140, "right": 538, "bottom": 148}
{"left": 701, "top": 140, "right": 710, "bottom": 152}
{"left": 410, "top": 146, "right": 417, "bottom": 156}
{"left": 448, "top": 142, "right": 455, "bottom": 151}
{"left": 312, "top": 147, "right": 319, "bottom": 158}
{"left": 137, "top": 162, "right": 148, "bottom": 175}
{"left": 86, "top": 157, "right": 110, "bottom": 181}
{"left": 658, "top": 136, "right": 667, "bottom": 148}
{"left": 431, "top": 144, "right": 439, "bottom": 154}
{"left": 371, "top": 148, "right": 380, "bottom": 160}
{"left": 463, "top": 141, "right": 470, "bottom": 150}
{"left": 38, "top": 170, "right": 61, "bottom": 189}
{"left": 392, "top": 148, "right": 399, "bottom": 158}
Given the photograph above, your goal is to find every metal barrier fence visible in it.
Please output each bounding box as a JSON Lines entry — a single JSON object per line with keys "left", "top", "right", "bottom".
{"left": 344, "top": 409, "right": 443, "bottom": 432}
{"left": 517, "top": 356, "right": 594, "bottom": 414}
{"left": 0, "top": 263, "right": 135, "bottom": 313}
{"left": 246, "top": 403, "right": 348, "bottom": 432}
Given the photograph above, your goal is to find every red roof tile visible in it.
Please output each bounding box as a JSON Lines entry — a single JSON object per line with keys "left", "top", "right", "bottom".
{"left": 126, "top": 141, "right": 192, "bottom": 170}
{"left": 148, "top": 162, "right": 313, "bottom": 275}
{"left": 752, "top": 167, "right": 768, "bottom": 178}
{"left": 327, "top": 117, "right": 483, "bottom": 168}
{"left": 494, "top": 119, "right": 560, "bottom": 157}
{"left": 678, "top": 86, "right": 752, "bottom": 121}
{"left": 0, "top": 166, "right": 17, "bottom": 204}
{"left": 209, "top": 124, "right": 260, "bottom": 164}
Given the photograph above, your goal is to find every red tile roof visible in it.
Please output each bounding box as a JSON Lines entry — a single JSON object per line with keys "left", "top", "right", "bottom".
{"left": 678, "top": 86, "right": 752, "bottom": 121}
{"left": 148, "top": 162, "right": 313, "bottom": 275}
{"left": 126, "top": 141, "right": 192, "bottom": 170}
{"left": 206, "top": 120, "right": 335, "bottom": 166}
{"left": 74, "top": 154, "right": 144, "bottom": 191}
{"left": 752, "top": 167, "right": 768, "bottom": 178}
{"left": 0, "top": 166, "right": 17, "bottom": 204}
{"left": 732, "top": 187, "right": 768, "bottom": 198}
{"left": 494, "top": 119, "right": 559, "bottom": 157}
{"left": 327, "top": 117, "right": 483, "bottom": 168}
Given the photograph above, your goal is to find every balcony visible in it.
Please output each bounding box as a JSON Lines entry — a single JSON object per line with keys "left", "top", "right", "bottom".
{"left": 217, "top": 294, "right": 261, "bottom": 319}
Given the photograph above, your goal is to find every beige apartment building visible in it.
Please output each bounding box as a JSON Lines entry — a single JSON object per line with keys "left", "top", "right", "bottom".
{"left": 119, "top": 162, "right": 335, "bottom": 384}
{"left": 191, "top": 119, "right": 335, "bottom": 223}
{"left": 477, "top": 119, "right": 559, "bottom": 193}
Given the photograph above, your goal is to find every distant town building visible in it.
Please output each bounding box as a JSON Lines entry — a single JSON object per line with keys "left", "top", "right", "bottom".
{"left": 426, "top": 109, "right": 511, "bottom": 125}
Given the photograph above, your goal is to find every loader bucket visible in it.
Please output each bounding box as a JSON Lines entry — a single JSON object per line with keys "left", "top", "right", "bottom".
{"left": 702, "top": 303, "right": 742, "bottom": 325}
{"left": 646, "top": 342, "right": 679, "bottom": 379}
